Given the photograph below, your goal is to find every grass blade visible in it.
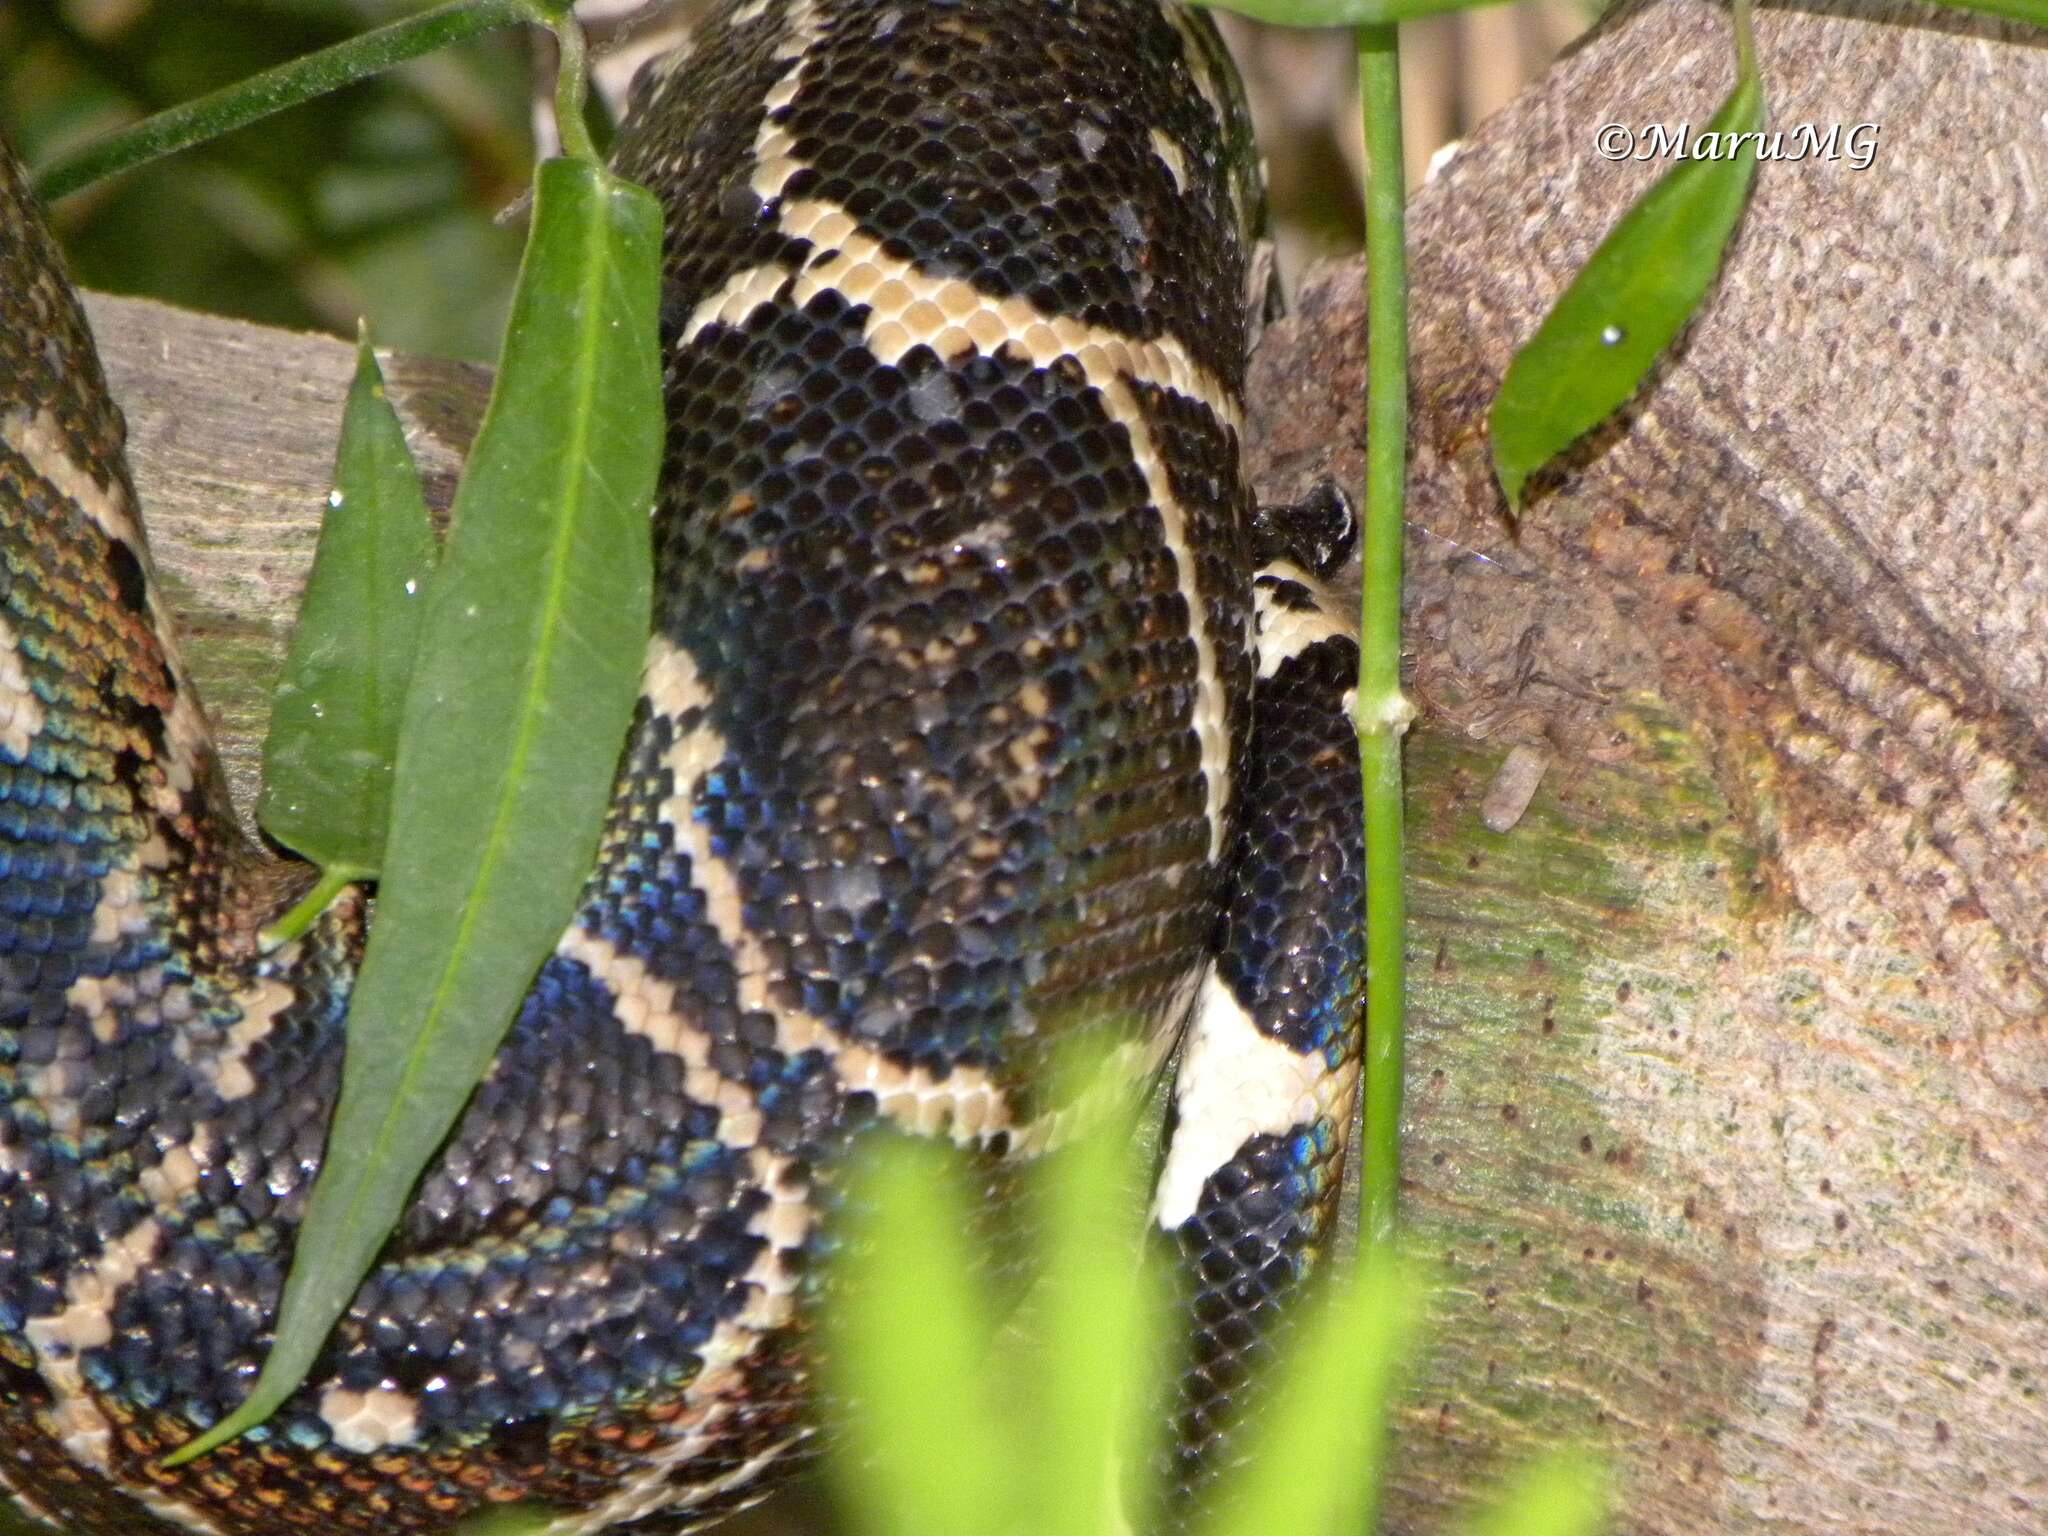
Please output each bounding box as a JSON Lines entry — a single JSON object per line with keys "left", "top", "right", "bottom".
{"left": 823, "top": 1139, "right": 1017, "bottom": 1536}
{"left": 1029, "top": 1112, "right": 1165, "bottom": 1536}
{"left": 258, "top": 328, "right": 437, "bottom": 939}
{"left": 1919, "top": 0, "right": 2048, "bottom": 21}
{"left": 1457, "top": 1451, "right": 1610, "bottom": 1536}
{"left": 1489, "top": 73, "right": 1764, "bottom": 511}
{"left": 1195, "top": 1251, "right": 1430, "bottom": 1536}
{"left": 167, "top": 154, "right": 662, "bottom": 1463}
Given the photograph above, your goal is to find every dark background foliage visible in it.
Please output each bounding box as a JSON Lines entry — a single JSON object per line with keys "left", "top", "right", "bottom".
{"left": 0, "top": 0, "right": 1578, "bottom": 362}
{"left": 1, "top": 0, "right": 535, "bottom": 359}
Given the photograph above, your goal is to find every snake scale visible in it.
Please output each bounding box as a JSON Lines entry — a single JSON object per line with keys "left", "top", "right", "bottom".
{"left": 0, "top": 0, "right": 1366, "bottom": 1530}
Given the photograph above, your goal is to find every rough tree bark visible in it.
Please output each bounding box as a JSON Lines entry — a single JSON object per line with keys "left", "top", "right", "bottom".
{"left": 74, "top": 0, "right": 2047, "bottom": 1531}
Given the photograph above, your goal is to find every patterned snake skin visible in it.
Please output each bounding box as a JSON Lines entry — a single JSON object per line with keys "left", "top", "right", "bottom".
{"left": 0, "top": 1, "right": 1366, "bottom": 1530}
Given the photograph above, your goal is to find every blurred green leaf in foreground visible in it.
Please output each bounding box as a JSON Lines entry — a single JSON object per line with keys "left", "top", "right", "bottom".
{"left": 822, "top": 1108, "right": 1610, "bottom": 1536}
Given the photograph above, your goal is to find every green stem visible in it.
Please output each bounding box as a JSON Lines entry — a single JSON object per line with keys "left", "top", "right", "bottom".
{"left": 32, "top": 0, "right": 545, "bottom": 203}
{"left": 1354, "top": 22, "right": 1411, "bottom": 1256}
{"left": 261, "top": 864, "right": 362, "bottom": 949}
{"left": 551, "top": 16, "right": 598, "bottom": 164}
{"left": 1732, "top": 0, "right": 1759, "bottom": 81}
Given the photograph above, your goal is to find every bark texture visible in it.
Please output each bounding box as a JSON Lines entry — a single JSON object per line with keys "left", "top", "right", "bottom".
{"left": 1253, "top": 2, "right": 2048, "bottom": 1531}
{"left": 79, "top": 0, "right": 2048, "bottom": 1531}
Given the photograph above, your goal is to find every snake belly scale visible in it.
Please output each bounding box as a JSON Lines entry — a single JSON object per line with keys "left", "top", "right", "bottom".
{"left": 0, "top": 1, "right": 1367, "bottom": 1531}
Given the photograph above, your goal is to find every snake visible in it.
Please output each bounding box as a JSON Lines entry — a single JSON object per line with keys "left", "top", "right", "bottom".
{"left": 0, "top": 0, "right": 1366, "bottom": 1530}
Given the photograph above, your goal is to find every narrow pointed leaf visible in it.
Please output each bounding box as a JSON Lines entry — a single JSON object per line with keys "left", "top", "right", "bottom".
{"left": 169, "top": 155, "right": 662, "bottom": 1463}
{"left": 823, "top": 1139, "right": 1016, "bottom": 1536}
{"left": 1458, "top": 1450, "right": 1611, "bottom": 1536}
{"left": 1030, "top": 1089, "right": 1166, "bottom": 1536}
{"left": 258, "top": 330, "right": 436, "bottom": 902}
{"left": 1490, "top": 74, "right": 1764, "bottom": 511}
{"left": 1196, "top": 1251, "right": 1431, "bottom": 1536}
{"left": 1921, "top": 0, "right": 2048, "bottom": 22}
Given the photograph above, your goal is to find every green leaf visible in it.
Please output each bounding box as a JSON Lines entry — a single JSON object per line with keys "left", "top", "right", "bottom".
{"left": 448, "top": 1505, "right": 569, "bottom": 1536}
{"left": 1196, "top": 1251, "right": 1431, "bottom": 1536}
{"left": 257, "top": 327, "right": 437, "bottom": 940}
{"left": 1192, "top": 0, "right": 1516, "bottom": 26}
{"left": 1458, "top": 1450, "right": 1611, "bottom": 1536}
{"left": 1924, "top": 0, "right": 2048, "bottom": 21}
{"left": 166, "top": 154, "right": 662, "bottom": 1464}
{"left": 1489, "top": 74, "right": 1765, "bottom": 511}
{"left": 1028, "top": 1105, "right": 1166, "bottom": 1536}
{"left": 822, "top": 1138, "right": 1017, "bottom": 1536}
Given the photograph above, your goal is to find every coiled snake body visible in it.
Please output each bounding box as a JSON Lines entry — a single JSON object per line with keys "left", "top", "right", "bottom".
{"left": 0, "top": 1, "right": 1365, "bottom": 1530}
